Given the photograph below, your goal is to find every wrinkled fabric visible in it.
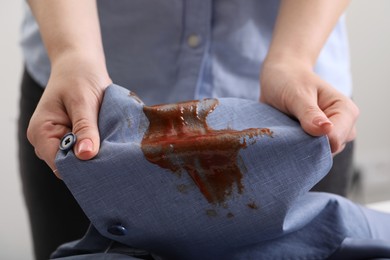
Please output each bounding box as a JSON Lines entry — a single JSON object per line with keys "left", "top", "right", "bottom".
{"left": 53, "top": 85, "right": 390, "bottom": 260}
{"left": 21, "top": 0, "right": 352, "bottom": 105}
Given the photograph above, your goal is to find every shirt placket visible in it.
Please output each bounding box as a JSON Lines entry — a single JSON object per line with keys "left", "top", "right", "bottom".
{"left": 173, "top": 0, "right": 212, "bottom": 100}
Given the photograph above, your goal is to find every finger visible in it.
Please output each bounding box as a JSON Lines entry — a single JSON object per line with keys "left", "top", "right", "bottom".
{"left": 330, "top": 126, "right": 355, "bottom": 157}
{"left": 288, "top": 96, "right": 334, "bottom": 137}
{"left": 346, "top": 126, "right": 357, "bottom": 143}
{"left": 38, "top": 137, "right": 60, "bottom": 170}
{"left": 320, "top": 94, "right": 359, "bottom": 153}
{"left": 331, "top": 143, "right": 346, "bottom": 157}
{"left": 327, "top": 113, "right": 357, "bottom": 154}
{"left": 28, "top": 121, "right": 70, "bottom": 172}
{"left": 52, "top": 168, "right": 62, "bottom": 179}
{"left": 66, "top": 94, "right": 101, "bottom": 160}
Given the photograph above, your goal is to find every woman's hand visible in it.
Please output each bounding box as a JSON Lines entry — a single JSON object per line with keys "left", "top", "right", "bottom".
{"left": 27, "top": 53, "right": 112, "bottom": 177}
{"left": 26, "top": 0, "right": 110, "bottom": 177}
{"left": 260, "top": 57, "right": 359, "bottom": 154}
{"left": 259, "top": 0, "right": 355, "bottom": 154}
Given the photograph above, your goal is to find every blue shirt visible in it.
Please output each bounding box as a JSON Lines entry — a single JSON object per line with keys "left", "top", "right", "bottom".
{"left": 20, "top": 0, "right": 352, "bottom": 106}
{"left": 51, "top": 85, "right": 390, "bottom": 260}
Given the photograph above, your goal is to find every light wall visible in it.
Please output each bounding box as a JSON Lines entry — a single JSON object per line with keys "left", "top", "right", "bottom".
{"left": 346, "top": 0, "right": 390, "bottom": 202}
{"left": 0, "top": 1, "right": 389, "bottom": 259}
{"left": 0, "top": 1, "right": 33, "bottom": 259}
{"left": 347, "top": 0, "right": 390, "bottom": 159}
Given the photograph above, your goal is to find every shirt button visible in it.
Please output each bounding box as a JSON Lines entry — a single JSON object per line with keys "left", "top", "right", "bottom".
{"left": 187, "top": 34, "right": 201, "bottom": 48}
{"left": 107, "top": 224, "right": 128, "bottom": 236}
{"left": 59, "top": 132, "right": 77, "bottom": 151}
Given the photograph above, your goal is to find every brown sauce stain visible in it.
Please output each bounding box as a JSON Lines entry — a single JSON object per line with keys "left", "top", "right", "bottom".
{"left": 227, "top": 212, "right": 234, "bottom": 218}
{"left": 247, "top": 201, "right": 259, "bottom": 210}
{"left": 141, "top": 99, "right": 272, "bottom": 205}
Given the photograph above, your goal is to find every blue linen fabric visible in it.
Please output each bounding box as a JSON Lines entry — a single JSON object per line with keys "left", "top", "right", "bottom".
{"left": 21, "top": 1, "right": 352, "bottom": 104}
{"left": 54, "top": 85, "right": 390, "bottom": 260}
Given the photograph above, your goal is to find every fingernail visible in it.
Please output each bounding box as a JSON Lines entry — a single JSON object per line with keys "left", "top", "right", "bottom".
{"left": 313, "top": 117, "right": 332, "bottom": 127}
{"left": 77, "top": 139, "right": 93, "bottom": 154}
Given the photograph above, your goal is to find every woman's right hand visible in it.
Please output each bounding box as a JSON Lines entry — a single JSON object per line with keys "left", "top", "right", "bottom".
{"left": 27, "top": 52, "right": 112, "bottom": 178}
{"left": 26, "top": 0, "right": 110, "bottom": 177}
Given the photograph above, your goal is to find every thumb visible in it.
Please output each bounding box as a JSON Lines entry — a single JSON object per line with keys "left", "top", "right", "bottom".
{"left": 68, "top": 99, "right": 101, "bottom": 160}
{"left": 292, "top": 100, "right": 333, "bottom": 137}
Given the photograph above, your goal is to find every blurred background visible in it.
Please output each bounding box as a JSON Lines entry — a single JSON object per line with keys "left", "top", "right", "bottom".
{"left": 1, "top": 1, "right": 389, "bottom": 259}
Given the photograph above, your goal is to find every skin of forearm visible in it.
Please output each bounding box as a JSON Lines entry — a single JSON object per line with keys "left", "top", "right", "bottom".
{"left": 266, "top": 0, "right": 350, "bottom": 67}
{"left": 27, "top": 0, "right": 106, "bottom": 66}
